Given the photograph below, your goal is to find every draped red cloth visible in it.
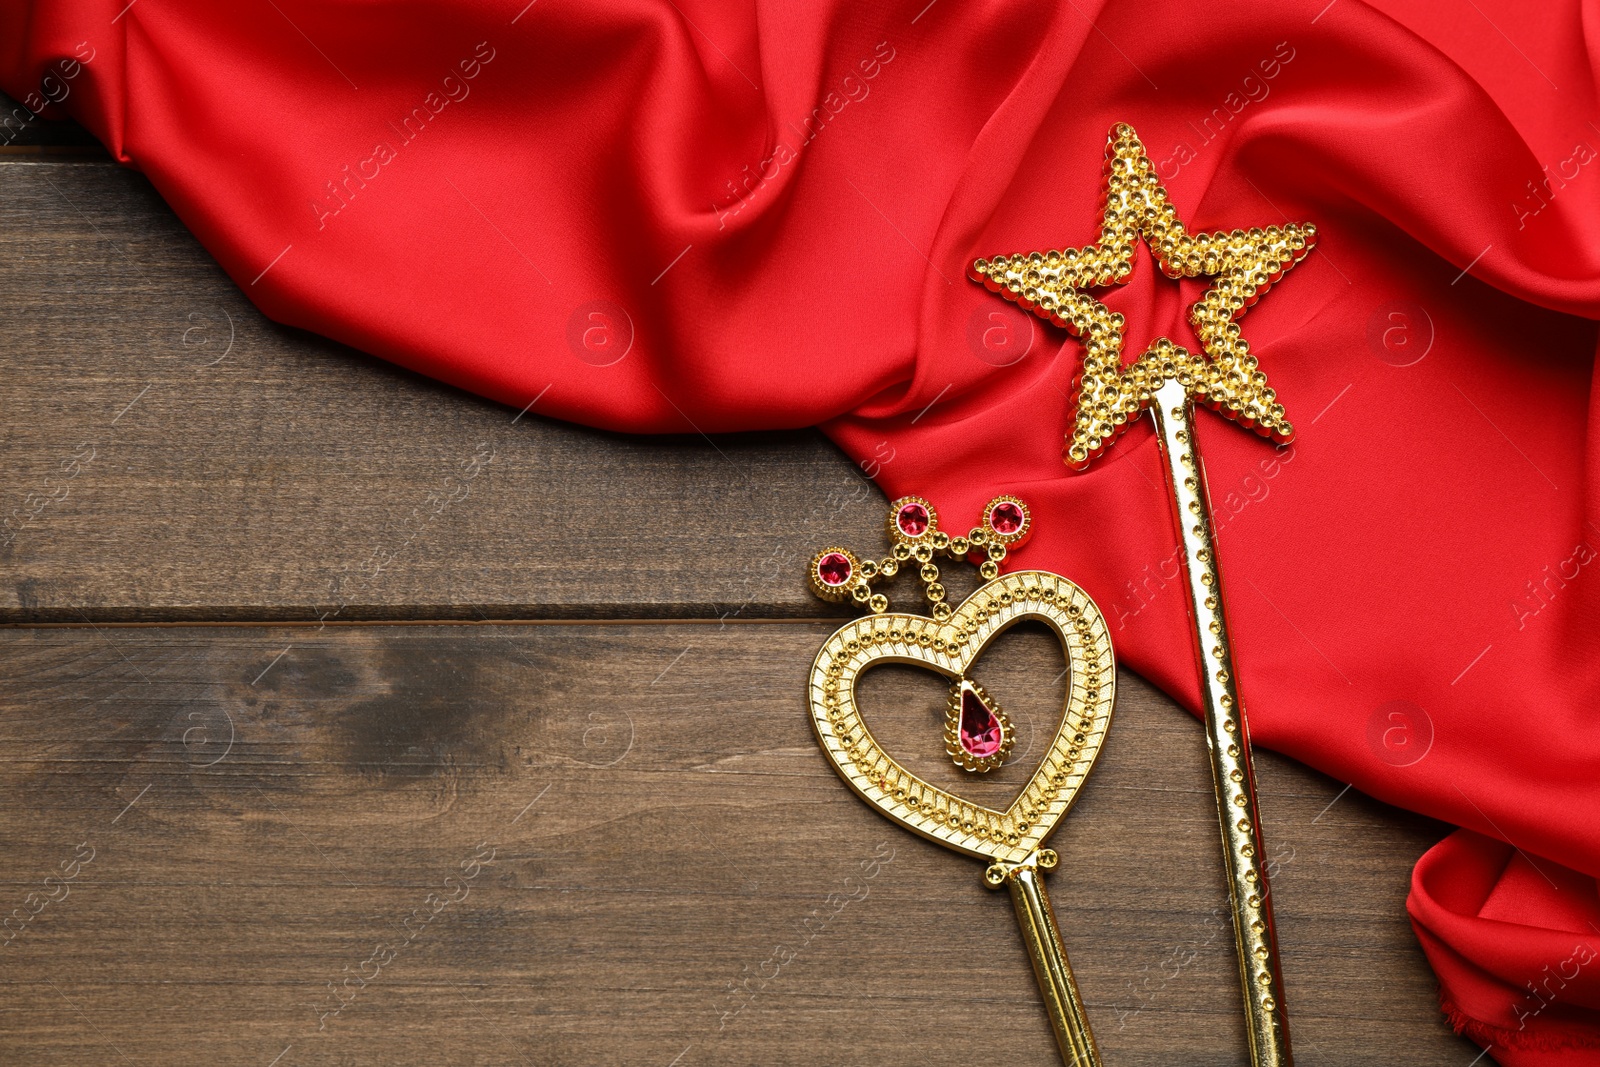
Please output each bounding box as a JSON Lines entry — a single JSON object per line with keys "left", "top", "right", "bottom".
{"left": 4, "top": 0, "right": 1599, "bottom": 1059}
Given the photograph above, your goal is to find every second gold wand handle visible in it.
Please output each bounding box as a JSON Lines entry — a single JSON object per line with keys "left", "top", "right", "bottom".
{"left": 986, "top": 851, "right": 1102, "bottom": 1067}
{"left": 1149, "top": 378, "right": 1292, "bottom": 1066}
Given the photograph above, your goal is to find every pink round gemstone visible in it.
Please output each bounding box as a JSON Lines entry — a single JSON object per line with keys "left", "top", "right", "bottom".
{"left": 817, "top": 552, "right": 852, "bottom": 587}
{"left": 959, "top": 688, "right": 1004, "bottom": 759}
{"left": 989, "top": 501, "right": 1025, "bottom": 536}
{"left": 896, "top": 502, "right": 930, "bottom": 537}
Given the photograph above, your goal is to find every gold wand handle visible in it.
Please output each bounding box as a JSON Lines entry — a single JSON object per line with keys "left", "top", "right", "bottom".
{"left": 1148, "top": 379, "right": 1292, "bottom": 1067}
{"left": 985, "top": 851, "right": 1103, "bottom": 1067}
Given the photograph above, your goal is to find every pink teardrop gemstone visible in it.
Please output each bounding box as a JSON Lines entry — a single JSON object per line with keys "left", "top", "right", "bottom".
{"left": 989, "top": 501, "right": 1025, "bottom": 535}
{"left": 959, "top": 688, "right": 1004, "bottom": 759}
{"left": 896, "top": 501, "right": 930, "bottom": 537}
{"left": 817, "top": 552, "right": 852, "bottom": 586}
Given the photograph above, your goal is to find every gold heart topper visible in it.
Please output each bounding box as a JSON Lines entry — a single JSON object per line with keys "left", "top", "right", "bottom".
{"left": 808, "top": 569, "right": 1114, "bottom": 864}
{"left": 805, "top": 496, "right": 1115, "bottom": 862}
{"left": 812, "top": 566, "right": 1113, "bottom": 870}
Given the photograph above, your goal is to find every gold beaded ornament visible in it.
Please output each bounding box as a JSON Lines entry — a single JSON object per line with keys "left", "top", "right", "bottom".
{"left": 806, "top": 494, "right": 1118, "bottom": 1065}
{"left": 811, "top": 493, "right": 1033, "bottom": 627}
{"left": 970, "top": 122, "right": 1315, "bottom": 469}
{"left": 969, "top": 122, "right": 1318, "bottom": 1067}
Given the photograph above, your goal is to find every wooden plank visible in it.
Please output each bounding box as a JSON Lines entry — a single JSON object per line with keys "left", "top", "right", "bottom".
{"left": 0, "top": 158, "right": 884, "bottom": 622}
{"left": 0, "top": 621, "right": 1475, "bottom": 1065}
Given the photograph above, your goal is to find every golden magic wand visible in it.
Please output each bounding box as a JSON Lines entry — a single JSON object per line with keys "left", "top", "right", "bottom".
{"left": 969, "top": 122, "right": 1317, "bottom": 1067}
{"left": 807, "top": 494, "right": 1115, "bottom": 1065}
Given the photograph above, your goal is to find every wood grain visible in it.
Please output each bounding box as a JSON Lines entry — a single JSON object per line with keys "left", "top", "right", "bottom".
{"left": 0, "top": 622, "right": 1474, "bottom": 1066}
{"left": 0, "top": 158, "right": 883, "bottom": 623}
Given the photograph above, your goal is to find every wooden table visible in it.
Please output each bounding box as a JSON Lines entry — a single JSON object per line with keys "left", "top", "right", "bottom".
{"left": 0, "top": 95, "right": 1482, "bottom": 1065}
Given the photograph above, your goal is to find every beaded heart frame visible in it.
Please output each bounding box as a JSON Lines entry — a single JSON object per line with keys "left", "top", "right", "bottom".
{"left": 807, "top": 569, "right": 1115, "bottom": 865}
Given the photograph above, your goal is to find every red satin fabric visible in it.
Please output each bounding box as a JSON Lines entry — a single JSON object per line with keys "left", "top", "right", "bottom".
{"left": 4, "top": 0, "right": 1598, "bottom": 1059}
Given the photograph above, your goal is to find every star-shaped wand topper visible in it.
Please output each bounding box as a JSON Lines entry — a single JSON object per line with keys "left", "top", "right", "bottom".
{"left": 970, "top": 122, "right": 1316, "bottom": 469}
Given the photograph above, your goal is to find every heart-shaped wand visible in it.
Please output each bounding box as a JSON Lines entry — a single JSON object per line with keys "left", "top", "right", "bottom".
{"left": 807, "top": 495, "right": 1115, "bottom": 1066}
{"left": 970, "top": 122, "right": 1318, "bottom": 1067}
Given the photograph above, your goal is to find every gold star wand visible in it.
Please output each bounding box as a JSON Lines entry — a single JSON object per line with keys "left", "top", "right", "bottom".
{"left": 971, "top": 123, "right": 1316, "bottom": 1067}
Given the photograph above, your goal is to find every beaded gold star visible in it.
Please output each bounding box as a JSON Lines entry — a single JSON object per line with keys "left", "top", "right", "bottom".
{"left": 970, "top": 122, "right": 1317, "bottom": 469}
